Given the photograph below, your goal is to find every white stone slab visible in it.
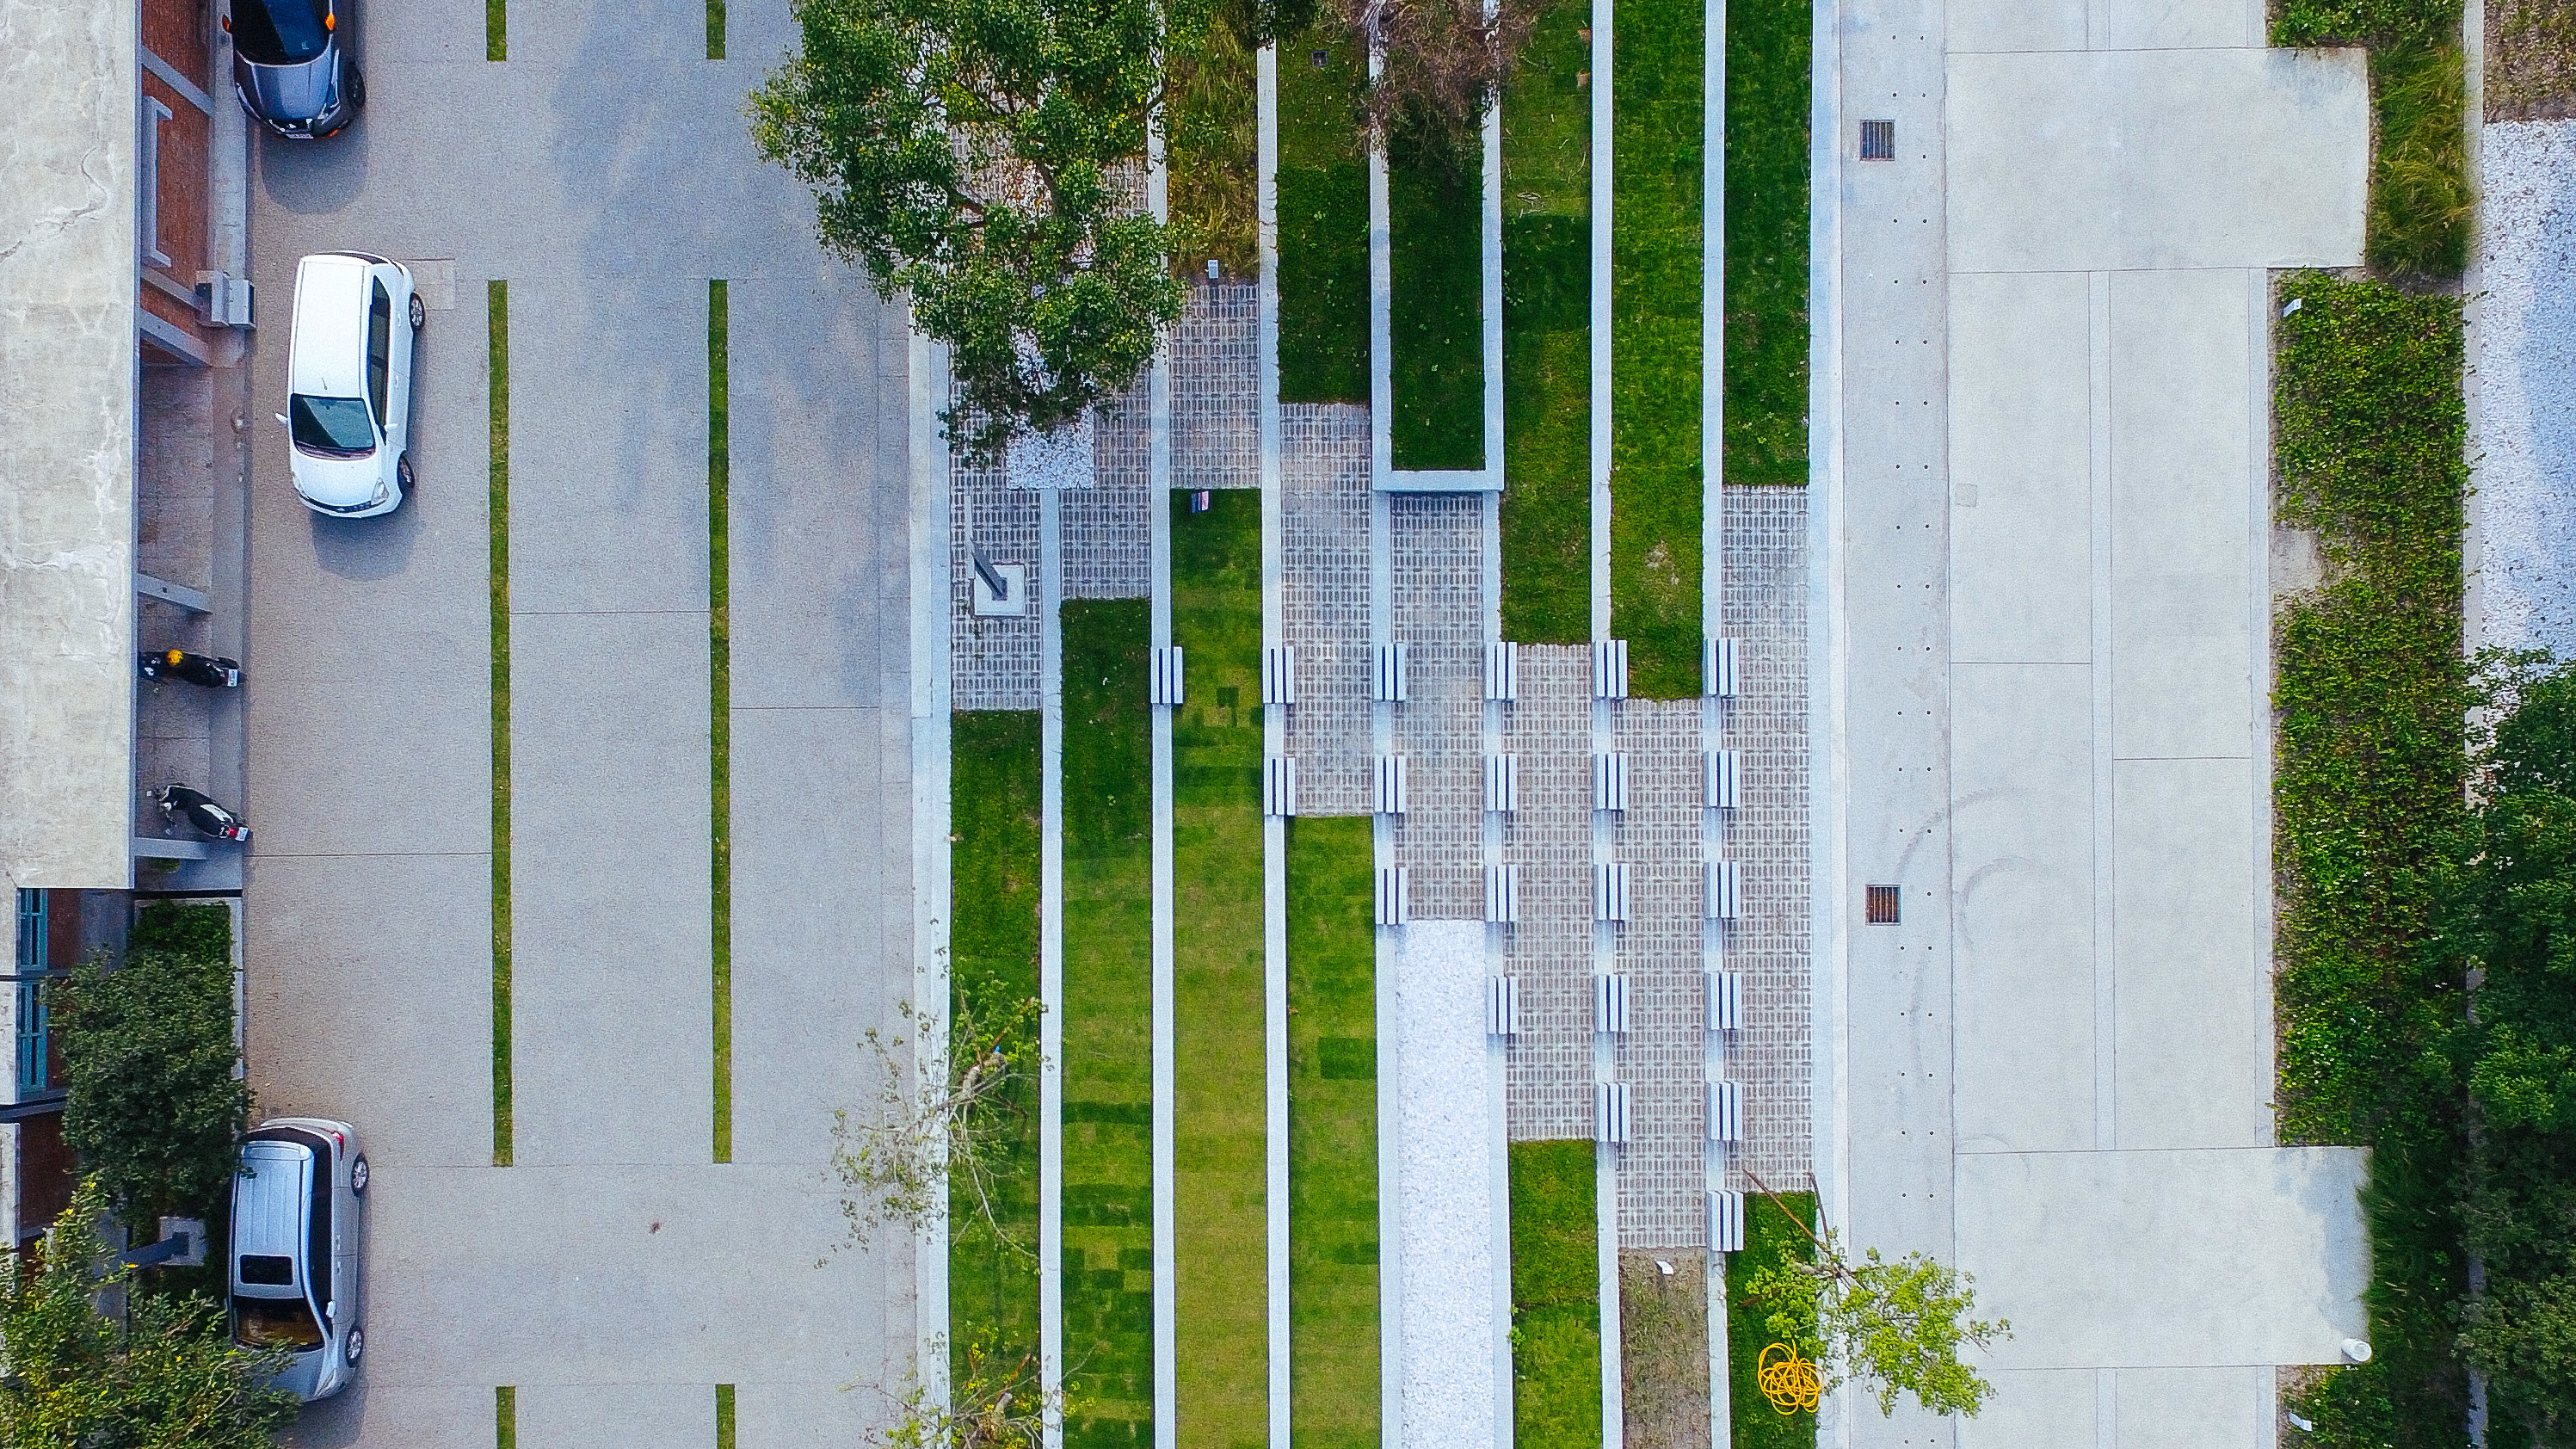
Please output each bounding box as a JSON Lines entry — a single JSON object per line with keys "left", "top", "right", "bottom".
{"left": 1948, "top": 48, "right": 2368, "bottom": 274}
{"left": 1950, "top": 663, "right": 2096, "bottom": 1153}
{"left": 1394, "top": 920, "right": 1501, "bottom": 1449}
{"left": 1957, "top": 1146, "right": 2367, "bottom": 1370}
{"left": 2117, "top": 1366, "right": 2271, "bottom": 1447}
{"left": 1948, "top": 0, "right": 2086, "bottom": 53}
{"left": 1955, "top": 1368, "right": 2095, "bottom": 1448}
{"left": 1950, "top": 271, "right": 2092, "bottom": 665}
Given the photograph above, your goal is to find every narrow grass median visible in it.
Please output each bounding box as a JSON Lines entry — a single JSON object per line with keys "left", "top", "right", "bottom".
{"left": 1723, "top": 0, "right": 1809, "bottom": 488}
{"left": 952, "top": 712, "right": 1044, "bottom": 1387}
{"left": 1390, "top": 126, "right": 1485, "bottom": 470}
{"left": 1288, "top": 816, "right": 1379, "bottom": 1449}
{"left": 1171, "top": 489, "right": 1268, "bottom": 1449}
{"left": 1279, "top": 24, "right": 1371, "bottom": 404}
{"left": 1513, "top": 1139, "right": 1603, "bottom": 1449}
{"left": 1727, "top": 1193, "right": 1816, "bottom": 1449}
{"left": 488, "top": 277, "right": 513, "bottom": 1167}
{"left": 1501, "top": 0, "right": 1593, "bottom": 643}
{"left": 709, "top": 278, "right": 733, "bottom": 1164}
{"left": 1062, "top": 600, "right": 1156, "bottom": 1449}
{"left": 1610, "top": 0, "right": 1705, "bottom": 697}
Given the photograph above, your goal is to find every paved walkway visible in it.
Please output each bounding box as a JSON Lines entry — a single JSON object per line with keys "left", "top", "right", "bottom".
{"left": 1822, "top": 3, "right": 2373, "bottom": 1444}
{"left": 241, "top": 0, "right": 914, "bottom": 1440}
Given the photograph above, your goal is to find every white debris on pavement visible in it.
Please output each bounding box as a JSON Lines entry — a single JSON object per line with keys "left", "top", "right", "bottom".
{"left": 2472, "top": 120, "right": 2576, "bottom": 659}
{"left": 1395, "top": 919, "right": 1501, "bottom": 1446}
{"left": 1004, "top": 408, "right": 1096, "bottom": 490}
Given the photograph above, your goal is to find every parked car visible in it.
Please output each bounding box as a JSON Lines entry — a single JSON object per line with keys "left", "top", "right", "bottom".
{"left": 281, "top": 253, "right": 419, "bottom": 518}
{"left": 230, "top": 1119, "right": 367, "bottom": 1402}
{"left": 224, "top": 0, "right": 361, "bottom": 139}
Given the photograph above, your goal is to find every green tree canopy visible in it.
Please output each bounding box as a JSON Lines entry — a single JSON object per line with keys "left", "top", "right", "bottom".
{"left": 0, "top": 1180, "right": 298, "bottom": 1449}
{"left": 752, "top": 0, "right": 1205, "bottom": 461}
{"left": 53, "top": 907, "right": 249, "bottom": 1219}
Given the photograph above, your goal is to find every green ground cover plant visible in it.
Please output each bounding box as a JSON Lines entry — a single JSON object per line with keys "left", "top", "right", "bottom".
{"left": 2271, "top": 273, "right": 2471, "bottom": 1446}
{"left": 1499, "top": 0, "right": 1592, "bottom": 643}
{"left": 2271, "top": 1, "right": 2468, "bottom": 282}
{"left": 489, "top": 279, "right": 514, "bottom": 1167}
{"left": 950, "top": 711, "right": 1045, "bottom": 1392}
{"left": 1287, "top": 815, "right": 1380, "bottom": 1449}
{"left": 1279, "top": 25, "right": 1372, "bottom": 403}
{"left": 1390, "top": 126, "right": 1486, "bottom": 469}
{"left": 1512, "top": 1138, "right": 1603, "bottom": 1449}
{"left": 1168, "top": 0, "right": 1259, "bottom": 278}
{"left": 1608, "top": 0, "right": 1704, "bottom": 697}
{"left": 53, "top": 903, "right": 245, "bottom": 1220}
{"left": 1061, "top": 600, "right": 1156, "bottom": 1449}
{"left": 1723, "top": 0, "right": 1809, "bottom": 488}
{"left": 1171, "top": 489, "right": 1269, "bottom": 1449}
{"left": 1728, "top": 1193, "right": 1816, "bottom": 1449}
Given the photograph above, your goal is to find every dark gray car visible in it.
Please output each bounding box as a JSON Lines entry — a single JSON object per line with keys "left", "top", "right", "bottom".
{"left": 225, "top": 0, "right": 361, "bottom": 139}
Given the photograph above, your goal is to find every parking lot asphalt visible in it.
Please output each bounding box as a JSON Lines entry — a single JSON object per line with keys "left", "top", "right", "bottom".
{"left": 238, "top": 0, "right": 916, "bottom": 1440}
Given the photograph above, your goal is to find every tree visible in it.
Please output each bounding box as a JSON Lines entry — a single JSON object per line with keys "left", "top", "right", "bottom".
{"left": 1332, "top": 0, "right": 1537, "bottom": 154}
{"left": 1741, "top": 1189, "right": 2010, "bottom": 1419}
{"left": 752, "top": 0, "right": 1205, "bottom": 462}
{"left": 828, "top": 989, "right": 1043, "bottom": 1255}
{"left": 52, "top": 928, "right": 250, "bottom": 1220}
{"left": 0, "top": 1179, "right": 299, "bottom": 1449}
{"left": 871, "top": 1335, "right": 1062, "bottom": 1449}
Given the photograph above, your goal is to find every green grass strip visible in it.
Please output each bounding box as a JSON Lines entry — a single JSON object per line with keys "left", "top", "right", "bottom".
{"left": 1170, "top": 489, "right": 1268, "bottom": 1449}
{"left": 715, "top": 1384, "right": 735, "bottom": 1448}
{"left": 489, "top": 279, "right": 513, "bottom": 1168}
{"left": 709, "top": 280, "right": 733, "bottom": 1164}
{"left": 1722, "top": 0, "right": 1811, "bottom": 490}
{"left": 2270, "top": 273, "right": 2470, "bottom": 1444}
{"left": 1726, "top": 1193, "right": 1816, "bottom": 1449}
{"left": 1500, "top": 0, "right": 1593, "bottom": 644}
{"left": 1167, "top": 0, "right": 1258, "bottom": 278}
{"left": 1278, "top": 25, "right": 1371, "bottom": 404}
{"left": 1061, "top": 600, "right": 1156, "bottom": 1449}
{"left": 952, "top": 711, "right": 1045, "bottom": 1388}
{"left": 1609, "top": 0, "right": 1706, "bottom": 697}
{"left": 1389, "top": 127, "right": 1485, "bottom": 470}
{"left": 2270, "top": 1, "right": 2469, "bottom": 283}
{"left": 1511, "top": 1139, "right": 1602, "bottom": 1449}
{"left": 1286, "top": 815, "right": 1379, "bottom": 1449}
{"left": 496, "top": 1386, "right": 516, "bottom": 1449}
{"left": 485, "top": 0, "right": 504, "bottom": 61}
{"left": 706, "top": 0, "right": 724, "bottom": 59}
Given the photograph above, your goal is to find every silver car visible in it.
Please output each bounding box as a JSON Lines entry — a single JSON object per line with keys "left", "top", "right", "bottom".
{"left": 229, "top": 1119, "right": 367, "bottom": 1401}
{"left": 225, "top": 0, "right": 362, "bottom": 139}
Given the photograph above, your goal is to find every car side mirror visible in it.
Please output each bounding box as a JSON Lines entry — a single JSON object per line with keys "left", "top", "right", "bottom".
{"left": 275, "top": 413, "right": 289, "bottom": 428}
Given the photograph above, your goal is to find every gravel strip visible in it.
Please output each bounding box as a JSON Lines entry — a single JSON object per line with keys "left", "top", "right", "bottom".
{"left": 1395, "top": 920, "right": 1501, "bottom": 1446}
{"left": 2472, "top": 120, "right": 2576, "bottom": 659}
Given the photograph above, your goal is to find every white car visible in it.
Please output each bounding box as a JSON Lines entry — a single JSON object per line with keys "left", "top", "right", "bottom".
{"left": 230, "top": 1118, "right": 367, "bottom": 1401}
{"left": 282, "top": 253, "right": 419, "bottom": 517}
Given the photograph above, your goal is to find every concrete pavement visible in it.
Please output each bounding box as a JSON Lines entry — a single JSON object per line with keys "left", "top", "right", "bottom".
{"left": 240, "top": 0, "right": 915, "bottom": 1440}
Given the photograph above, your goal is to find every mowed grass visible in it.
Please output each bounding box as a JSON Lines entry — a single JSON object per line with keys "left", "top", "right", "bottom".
{"left": 1170, "top": 490, "right": 1269, "bottom": 1449}
{"left": 1723, "top": 0, "right": 1811, "bottom": 489}
{"left": 951, "top": 711, "right": 1044, "bottom": 1387}
{"left": 1062, "top": 600, "right": 1156, "bottom": 1449}
{"left": 1513, "top": 1139, "right": 1603, "bottom": 1449}
{"left": 1501, "top": 0, "right": 1593, "bottom": 644}
{"left": 488, "top": 278, "right": 514, "bottom": 1167}
{"left": 1279, "top": 25, "right": 1371, "bottom": 404}
{"left": 1390, "top": 126, "right": 1486, "bottom": 470}
{"left": 1727, "top": 1193, "right": 1816, "bottom": 1449}
{"left": 1287, "top": 815, "right": 1379, "bottom": 1449}
{"left": 1609, "top": 0, "right": 1706, "bottom": 698}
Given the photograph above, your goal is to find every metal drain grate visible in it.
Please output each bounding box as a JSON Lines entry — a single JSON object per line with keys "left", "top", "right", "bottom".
{"left": 1859, "top": 120, "right": 1895, "bottom": 160}
{"left": 1865, "top": 884, "right": 1901, "bottom": 924}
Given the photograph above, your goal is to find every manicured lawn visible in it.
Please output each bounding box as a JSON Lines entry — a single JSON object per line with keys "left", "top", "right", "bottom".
{"left": 1287, "top": 815, "right": 1379, "bottom": 1449}
{"left": 1390, "top": 127, "right": 1485, "bottom": 470}
{"left": 1062, "top": 600, "right": 1156, "bottom": 1449}
{"left": 1501, "top": 0, "right": 1593, "bottom": 644}
{"left": 1722, "top": 0, "right": 1810, "bottom": 490}
{"left": 1726, "top": 1193, "right": 1816, "bottom": 1449}
{"left": 1609, "top": 0, "right": 1706, "bottom": 698}
{"left": 1171, "top": 490, "right": 1270, "bottom": 1449}
{"left": 1512, "top": 1139, "right": 1603, "bottom": 1449}
{"left": 1278, "top": 25, "right": 1371, "bottom": 404}
{"left": 2271, "top": 274, "right": 2471, "bottom": 1446}
{"left": 951, "top": 711, "right": 1044, "bottom": 1389}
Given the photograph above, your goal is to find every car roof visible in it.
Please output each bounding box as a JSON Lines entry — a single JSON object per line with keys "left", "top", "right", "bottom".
{"left": 231, "top": 1138, "right": 311, "bottom": 1290}
{"left": 289, "top": 254, "right": 376, "bottom": 399}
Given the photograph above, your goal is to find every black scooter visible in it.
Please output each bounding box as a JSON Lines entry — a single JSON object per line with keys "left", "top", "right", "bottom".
{"left": 139, "top": 650, "right": 242, "bottom": 688}
{"left": 154, "top": 785, "right": 251, "bottom": 844}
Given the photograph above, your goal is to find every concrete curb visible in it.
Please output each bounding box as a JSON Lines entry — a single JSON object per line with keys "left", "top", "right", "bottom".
{"left": 905, "top": 324, "right": 955, "bottom": 1404}
{"left": 1147, "top": 120, "right": 1180, "bottom": 1449}
{"left": 1038, "top": 485, "right": 1066, "bottom": 1448}
{"left": 1256, "top": 42, "right": 1293, "bottom": 1449}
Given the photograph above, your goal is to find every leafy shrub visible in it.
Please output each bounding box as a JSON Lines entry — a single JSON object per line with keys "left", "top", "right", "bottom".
{"left": 53, "top": 906, "right": 248, "bottom": 1220}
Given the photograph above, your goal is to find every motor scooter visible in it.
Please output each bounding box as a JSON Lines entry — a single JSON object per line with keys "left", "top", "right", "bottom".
{"left": 139, "top": 650, "right": 243, "bottom": 688}
{"left": 154, "top": 785, "right": 251, "bottom": 844}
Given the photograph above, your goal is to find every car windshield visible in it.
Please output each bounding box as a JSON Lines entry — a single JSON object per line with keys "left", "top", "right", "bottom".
{"left": 231, "top": 0, "right": 330, "bottom": 65}
{"left": 232, "top": 1295, "right": 324, "bottom": 1350}
{"left": 289, "top": 394, "right": 374, "bottom": 456}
